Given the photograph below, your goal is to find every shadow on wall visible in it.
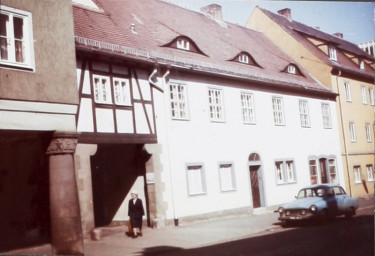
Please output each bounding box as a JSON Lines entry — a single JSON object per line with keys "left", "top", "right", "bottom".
{"left": 0, "top": 130, "right": 53, "bottom": 252}
{"left": 90, "top": 144, "right": 150, "bottom": 227}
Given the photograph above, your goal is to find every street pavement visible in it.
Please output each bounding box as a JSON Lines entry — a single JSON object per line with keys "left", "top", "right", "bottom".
{"left": 3, "top": 196, "right": 373, "bottom": 256}
{"left": 2, "top": 208, "right": 278, "bottom": 256}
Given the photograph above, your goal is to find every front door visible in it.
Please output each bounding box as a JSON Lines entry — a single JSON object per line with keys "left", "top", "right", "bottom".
{"left": 250, "top": 165, "right": 261, "bottom": 208}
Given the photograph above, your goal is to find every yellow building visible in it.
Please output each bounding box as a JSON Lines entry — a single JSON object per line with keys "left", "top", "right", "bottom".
{"left": 248, "top": 7, "right": 375, "bottom": 198}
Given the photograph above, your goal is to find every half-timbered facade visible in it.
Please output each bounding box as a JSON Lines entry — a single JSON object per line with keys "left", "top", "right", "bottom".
{"left": 72, "top": 0, "right": 345, "bottom": 230}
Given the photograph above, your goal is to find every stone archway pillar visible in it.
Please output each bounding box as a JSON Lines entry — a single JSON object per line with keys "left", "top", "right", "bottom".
{"left": 46, "top": 131, "right": 84, "bottom": 255}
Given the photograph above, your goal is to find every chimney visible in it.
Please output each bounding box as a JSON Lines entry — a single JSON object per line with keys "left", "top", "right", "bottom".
{"left": 201, "top": 4, "right": 223, "bottom": 21}
{"left": 277, "top": 8, "right": 291, "bottom": 20}
{"left": 333, "top": 32, "right": 343, "bottom": 39}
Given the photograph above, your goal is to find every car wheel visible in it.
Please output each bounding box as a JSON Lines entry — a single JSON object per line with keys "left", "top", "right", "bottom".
{"left": 281, "top": 220, "right": 289, "bottom": 227}
{"left": 320, "top": 209, "right": 329, "bottom": 224}
{"left": 345, "top": 207, "right": 355, "bottom": 219}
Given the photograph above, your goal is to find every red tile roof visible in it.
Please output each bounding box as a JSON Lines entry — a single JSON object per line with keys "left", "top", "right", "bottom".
{"left": 73, "top": 0, "right": 335, "bottom": 95}
{"left": 259, "top": 7, "right": 374, "bottom": 79}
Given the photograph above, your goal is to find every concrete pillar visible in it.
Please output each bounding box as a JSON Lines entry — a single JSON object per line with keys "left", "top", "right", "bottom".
{"left": 46, "top": 131, "right": 84, "bottom": 255}
{"left": 143, "top": 144, "right": 167, "bottom": 228}
{"left": 74, "top": 144, "right": 97, "bottom": 239}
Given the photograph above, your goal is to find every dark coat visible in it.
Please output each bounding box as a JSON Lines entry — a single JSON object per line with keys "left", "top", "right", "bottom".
{"left": 128, "top": 198, "right": 145, "bottom": 228}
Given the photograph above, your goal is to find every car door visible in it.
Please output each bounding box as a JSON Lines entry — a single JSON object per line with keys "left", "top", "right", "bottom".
{"left": 333, "top": 186, "right": 346, "bottom": 214}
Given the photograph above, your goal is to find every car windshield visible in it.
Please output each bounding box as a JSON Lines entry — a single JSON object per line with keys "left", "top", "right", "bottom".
{"left": 297, "top": 188, "right": 326, "bottom": 198}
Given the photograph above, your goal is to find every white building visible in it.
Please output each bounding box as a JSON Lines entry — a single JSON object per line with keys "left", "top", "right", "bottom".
{"left": 72, "top": 0, "right": 344, "bottom": 229}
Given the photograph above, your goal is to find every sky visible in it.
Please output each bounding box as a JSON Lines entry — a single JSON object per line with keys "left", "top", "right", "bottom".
{"left": 163, "top": 0, "right": 375, "bottom": 45}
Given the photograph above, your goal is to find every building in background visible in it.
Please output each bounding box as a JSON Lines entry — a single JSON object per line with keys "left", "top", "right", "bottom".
{"left": 248, "top": 6, "right": 375, "bottom": 198}
{"left": 358, "top": 40, "right": 375, "bottom": 57}
{"left": 0, "top": 0, "right": 84, "bottom": 254}
{"left": 72, "top": 0, "right": 344, "bottom": 230}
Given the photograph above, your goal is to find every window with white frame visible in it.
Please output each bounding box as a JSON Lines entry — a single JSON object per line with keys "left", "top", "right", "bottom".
{"left": 275, "top": 160, "right": 296, "bottom": 184}
{"left": 113, "top": 78, "right": 131, "bottom": 106}
{"left": 328, "top": 159, "right": 337, "bottom": 183}
{"left": 241, "top": 92, "right": 256, "bottom": 124}
{"left": 321, "top": 103, "right": 332, "bottom": 129}
{"left": 329, "top": 45, "right": 337, "bottom": 61}
{"left": 287, "top": 65, "right": 296, "bottom": 74}
{"left": 349, "top": 122, "right": 357, "bottom": 142}
{"left": 208, "top": 88, "right": 224, "bottom": 122}
{"left": 309, "top": 160, "right": 318, "bottom": 185}
{"left": 0, "top": 6, "right": 34, "bottom": 70}
{"left": 299, "top": 100, "right": 310, "bottom": 127}
{"left": 169, "top": 82, "right": 189, "bottom": 120}
{"left": 176, "top": 38, "right": 190, "bottom": 51}
{"left": 93, "top": 75, "right": 112, "bottom": 104}
{"left": 344, "top": 82, "right": 351, "bottom": 101}
{"left": 353, "top": 165, "right": 361, "bottom": 183}
{"left": 218, "top": 163, "right": 236, "bottom": 192}
{"left": 366, "top": 165, "right": 374, "bottom": 181}
{"left": 365, "top": 123, "right": 372, "bottom": 142}
{"left": 238, "top": 53, "right": 249, "bottom": 64}
{"left": 186, "top": 164, "right": 206, "bottom": 196}
{"left": 369, "top": 88, "right": 375, "bottom": 105}
{"left": 272, "top": 97, "right": 285, "bottom": 125}
{"left": 361, "top": 85, "right": 368, "bottom": 104}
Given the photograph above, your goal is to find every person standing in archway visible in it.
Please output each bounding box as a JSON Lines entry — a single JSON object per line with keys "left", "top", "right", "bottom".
{"left": 128, "top": 191, "right": 145, "bottom": 238}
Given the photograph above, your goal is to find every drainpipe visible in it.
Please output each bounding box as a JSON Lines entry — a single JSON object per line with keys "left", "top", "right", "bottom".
{"left": 335, "top": 70, "right": 352, "bottom": 196}
{"left": 159, "top": 68, "right": 178, "bottom": 225}
{"left": 148, "top": 66, "right": 178, "bottom": 225}
{"left": 148, "top": 68, "right": 164, "bottom": 92}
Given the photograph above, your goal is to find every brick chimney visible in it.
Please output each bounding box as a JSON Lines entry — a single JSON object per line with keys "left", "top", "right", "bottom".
{"left": 201, "top": 4, "right": 223, "bottom": 21}
{"left": 278, "top": 8, "right": 291, "bottom": 20}
{"left": 333, "top": 32, "right": 343, "bottom": 39}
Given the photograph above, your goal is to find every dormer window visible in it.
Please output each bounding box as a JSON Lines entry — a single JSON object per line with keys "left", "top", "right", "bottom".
{"left": 177, "top": 38, "right": 190, "bottom": 51}
{"left": 329, "top": 46, "right": 337, "bottom": 61}
{"left": 238, "top": 53, "right": 249, "bottom": 64}
{"left": 359, "top": 60, "right": 365, "bottom": 70}
{"left": 283, "top": 63, "right": 304, "bottom": 76}
{"left": 231, "top": 52, "right": 261, "bottom": 67}
{"left": 164, "top": 36, "right": 206, "bottom": 55}
{"left": 287, "top": 65, "right": 296, "bottom": 74}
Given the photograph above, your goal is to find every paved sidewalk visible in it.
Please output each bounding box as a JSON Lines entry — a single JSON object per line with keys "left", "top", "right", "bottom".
{"left": 2, "top": 209, "right": 278, "bottom": 256}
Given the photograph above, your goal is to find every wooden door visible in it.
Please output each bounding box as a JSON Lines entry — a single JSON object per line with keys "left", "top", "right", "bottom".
{"left": 250, "top": 166, "right": 261, "bottom": 208}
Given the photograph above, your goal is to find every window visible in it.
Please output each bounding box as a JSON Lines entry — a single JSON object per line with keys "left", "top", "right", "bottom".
{"left": 365, "top": 123, "right": 372, "bottom": 142}
{"left": 272, "top": 97, "right": 285, "bottom": 125}
{"left": 208, "top": 88, "right": 224, "bottom": 122}
{"left": 367, "top": 165, "right": 374, "bottom": 181}
{"left": 0, "top": 6, "right": 34, "bottom": 70}
{"left": 238, "top": 53, "right": 249, "bottom": 64}
{"left": 176, "top": 38, "right": 190, "bottom": 50}
{"left": 329, "top": 45, "right": 337, "bottom": 61}
{"left": 344, "top": 82, "right": 351, "bottom": 102}
{"left": 93, "top": 75, "right": 112, "bottom": 104}
{"left": 113, "top": 78, "right": 131, "bottom": 106}
{"left": 359, "top": 60, "right": 365, "bottom": 70}
{"left": 241, "top": 92, "right": 256, "bottom": 124}
{"left": 170, "top": 82, "right": 188, "bottom": 120}
{"left": 299, "top": 100, "right": 310, "bottom": 127}
{"left": 349, "top": 122, "right": 356, "bottom": 142}
{"left": 287, "top": 65, "right": 296, "bottom": 74}
{"left": 353, "top": 166, "right": 361, "bottom": 184}
{"left": 369, "top": 88, "right": 375, "bottom": 105}
{"left": 275, "top": 160, "right": 296, "bottom": 184}
{"left": 186, "top": 164, "right": 206, "bottom": 196}
{"left": 328, "top": 159, "right": 337, "bottom": 183}
{"left": 361, "top": 85, "right": 368, "bottom": 104}
{"left": 309, "top": 157, "right": 337, "bottom": 184}
{"left": 321, "top": 103, "right": 332, "bottom": 129}
{"left": 218, "top": 163, "right": 236, "bottom": 192}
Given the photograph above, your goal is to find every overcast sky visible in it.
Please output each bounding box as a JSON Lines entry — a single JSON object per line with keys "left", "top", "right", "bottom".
{"left": 164, "top": 0, "right": 375, "bottom": 45}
